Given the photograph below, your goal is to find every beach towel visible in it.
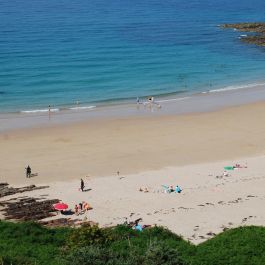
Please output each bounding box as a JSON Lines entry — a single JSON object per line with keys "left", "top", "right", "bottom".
{"left": 162, "top": 185, "right": 169, "bottom": 193}
{"left": 224, "top": 166, "right": 234, "bottom": 170}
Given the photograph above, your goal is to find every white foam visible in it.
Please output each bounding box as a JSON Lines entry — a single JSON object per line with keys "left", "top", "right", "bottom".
{"left": 208, "top": 82, "right": 265, "bottom": 93}
{"left": 68, "top": 105, "right": 96, "bottom": 110}
{"left": 156, "top": 97, "right": 190, "bottom": 103}
{"left": 240, "top": 34, "right": 247, "bottom": 37}
{"left": 20, "top": 108, "right": 59, "bottom": 114}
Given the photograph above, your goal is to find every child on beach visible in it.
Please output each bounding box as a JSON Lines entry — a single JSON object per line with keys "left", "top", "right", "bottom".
{"left": 74, "top": 205, "right": 79, "bottom": 215}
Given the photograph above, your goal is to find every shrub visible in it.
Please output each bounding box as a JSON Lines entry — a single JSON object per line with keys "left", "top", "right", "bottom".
{"left": 67, "top": 224, "right": 113, "bottom": 249}
{"left": 143, "top": 241, "right": 187, "bottom": 265}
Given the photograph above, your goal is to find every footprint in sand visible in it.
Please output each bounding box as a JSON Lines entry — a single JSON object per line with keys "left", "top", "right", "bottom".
{"left": 228, "top": 200, "right": 239, "bottom": 204}
{"left": 178, "top": 207, "right": 188, "bottom": 210}
{"left": 241, "top": 216, "right": 255, "bottom": 223}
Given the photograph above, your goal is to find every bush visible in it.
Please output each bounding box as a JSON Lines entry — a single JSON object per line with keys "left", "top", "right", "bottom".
{"left": 143, "top": 241, "right": 187, "bottom": 265}
{"left": 67, "top": 224, "right": 113, "bottom": 249}
{"left": 0, "top": 221, "right": 70, "bottom": 265}
{"left": 63, "top": 241, "right": 187, "bottom": 265}
{"left": 63, "top": 246, "right": 115, "bottom": 265}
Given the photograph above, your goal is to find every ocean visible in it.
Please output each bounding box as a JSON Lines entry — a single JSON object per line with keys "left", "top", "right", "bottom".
{"left": 1, "top": 0, "right": 265, "bottom": 113}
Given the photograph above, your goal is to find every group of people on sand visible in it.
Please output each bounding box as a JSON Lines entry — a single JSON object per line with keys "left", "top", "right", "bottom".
{"left": 74, "top": 201, "right": 91, "bottom": 215}
{"left": 164, "top": 185, "right": 182, "bottom": 194}
{"left": 139, "top": 184, "right": 182, "bottom": 193}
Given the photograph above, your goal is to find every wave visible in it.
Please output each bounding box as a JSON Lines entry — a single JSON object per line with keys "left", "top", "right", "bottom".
{"left": 68, "top": 106, "right": 96, "bottom": 110}
{"left": 20, "top": 105, "right": 96, "bottom": 114}
{"left": 156, "top": 97, "right": 190, "bottom": 103}
{"left": 208, "top": 82, "right": 265, "bottom": 93}
{"left": 20, "top": 108, "right": 59, "bottom": 114}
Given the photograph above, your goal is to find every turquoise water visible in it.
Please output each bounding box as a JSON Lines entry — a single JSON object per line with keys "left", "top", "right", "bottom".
{"left": 1, "top": 0, "right": 265, "bottom": 113}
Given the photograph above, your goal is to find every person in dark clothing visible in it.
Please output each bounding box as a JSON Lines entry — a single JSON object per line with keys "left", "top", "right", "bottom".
{"left": 80, "top": 178, "right": 85, "bottom": 192}
{"left": 26, "top": 165, "right": 31, "bottom": 178}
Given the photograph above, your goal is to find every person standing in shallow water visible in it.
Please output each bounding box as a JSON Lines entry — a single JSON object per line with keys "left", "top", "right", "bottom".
{"left": 80, "top": 178, "right": 85, "bottom": 192}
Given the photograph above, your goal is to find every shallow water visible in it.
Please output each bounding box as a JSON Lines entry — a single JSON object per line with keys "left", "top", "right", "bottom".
{"left": 1, "top": 0, "right": 265, "bottom": 113}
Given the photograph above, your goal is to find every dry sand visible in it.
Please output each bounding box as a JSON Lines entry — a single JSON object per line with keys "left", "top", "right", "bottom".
{"left": 1, "top": 101, "right": 265, "bottom": 243}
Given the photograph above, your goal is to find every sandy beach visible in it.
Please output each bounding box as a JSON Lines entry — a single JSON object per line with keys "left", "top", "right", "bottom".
{"left": 1, "top": 101, "right": 265, "bottom": 243}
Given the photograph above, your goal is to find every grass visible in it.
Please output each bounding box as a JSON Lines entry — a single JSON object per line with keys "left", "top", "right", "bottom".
{"left": 0, "top": 220, "right": 264, "bottom": 265}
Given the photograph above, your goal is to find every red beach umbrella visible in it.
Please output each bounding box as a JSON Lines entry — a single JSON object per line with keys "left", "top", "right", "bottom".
{"left": 53, "top": 202, "right": 68, "bottom": 210}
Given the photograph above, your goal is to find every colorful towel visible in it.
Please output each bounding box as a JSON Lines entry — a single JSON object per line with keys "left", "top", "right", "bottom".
{"left": 224, "top": 166, "right": 234, "bottom": 170}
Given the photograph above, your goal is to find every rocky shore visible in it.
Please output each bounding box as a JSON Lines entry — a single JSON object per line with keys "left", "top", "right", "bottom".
{"left": 222, "top": 22, "right": 265, "bottom": 46}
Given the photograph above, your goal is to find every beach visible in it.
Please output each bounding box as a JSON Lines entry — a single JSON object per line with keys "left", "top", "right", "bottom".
{"left": 1, "top": 100, "right": 265, "bottom": 243}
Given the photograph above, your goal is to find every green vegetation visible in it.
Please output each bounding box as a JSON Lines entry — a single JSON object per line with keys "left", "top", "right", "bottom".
{"left": 0, "top": 220, "right": 265, "bottom": 265}
{"left": 0, "top": 221, "right": 70, "bottom": 265}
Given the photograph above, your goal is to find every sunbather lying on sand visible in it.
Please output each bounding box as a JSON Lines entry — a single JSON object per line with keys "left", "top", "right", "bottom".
{"left": 162, "top": 185, "right": 176, "bottom": 193}
{"left": 223, "top": 170, "right": 229, "bottom": 177}
{"left": 234, "top": 163, "right": 248, "bottom": 168}
{"left": 139, "top": 187, "right": 149, "bottom": 192}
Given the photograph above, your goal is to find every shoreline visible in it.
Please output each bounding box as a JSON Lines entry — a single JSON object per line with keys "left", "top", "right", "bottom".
{"left": 2, "top": 81, "right": 265, "bottom": 133}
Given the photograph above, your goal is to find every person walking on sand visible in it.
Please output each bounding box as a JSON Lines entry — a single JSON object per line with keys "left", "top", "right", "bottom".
{"left": 25, "top": 165, "right": 31, "bottom": 178}
{"left": 80, "top": 178, "right": 85, "bottom": 192}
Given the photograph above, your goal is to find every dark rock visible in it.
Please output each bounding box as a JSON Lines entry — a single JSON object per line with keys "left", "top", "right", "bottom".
{"left": 221, "top": 22, "right": 265, "bottom": 46}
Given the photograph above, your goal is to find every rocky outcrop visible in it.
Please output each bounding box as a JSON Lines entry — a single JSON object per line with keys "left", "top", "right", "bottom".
{"left": 0, "top": 183, "right": 49, "bottom": 198}
{"left": 0, "top": 196, "right": 59, "bottom": 221}
{"left": 221, "top": 22, "right": 265, "bottom": 46}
